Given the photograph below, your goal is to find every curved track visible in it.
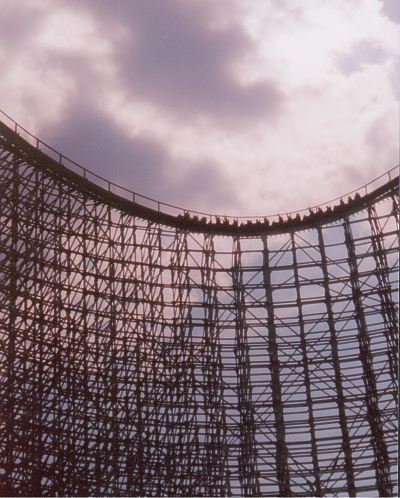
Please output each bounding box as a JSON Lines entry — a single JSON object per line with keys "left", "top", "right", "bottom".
{"left": 0, "top": 109, "right": 398, "bottom": 234}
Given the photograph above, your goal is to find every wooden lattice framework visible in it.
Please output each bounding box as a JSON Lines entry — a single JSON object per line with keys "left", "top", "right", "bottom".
{"left": 0, "top": 117, "right": 398, "bottom": 496}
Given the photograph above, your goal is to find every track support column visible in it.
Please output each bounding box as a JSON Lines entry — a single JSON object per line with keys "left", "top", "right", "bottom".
{"left": 232, "top": 238, "right": 260, "bottom": 497}
{"left": 343, "top": 218, "right": 392, "bottom": 497}
{"left": 262, "top": 237, "right": 291, "bottom": 497}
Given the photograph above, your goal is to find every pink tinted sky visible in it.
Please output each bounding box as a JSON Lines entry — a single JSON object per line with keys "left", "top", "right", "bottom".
{"left": 0, "top": 0, "right": 398, "bottom": 216}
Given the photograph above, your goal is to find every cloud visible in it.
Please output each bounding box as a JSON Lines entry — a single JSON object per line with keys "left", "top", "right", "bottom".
{"left": 39, "top": 99, "right": 241, "bottom": 213}
{"left": 0, "top": 0, "right": 398, "bottom": 217}
{"left": 72, "top": 0, "right": 283, "bottom": 123}
{"left": 337, "top": 39, "right": 389, "bottom": 75}
{"left": 0, "top": 2, "right": 44, "bottom": 53}
{"left": 381, "top": 0, "right": 400, "bottom": 23}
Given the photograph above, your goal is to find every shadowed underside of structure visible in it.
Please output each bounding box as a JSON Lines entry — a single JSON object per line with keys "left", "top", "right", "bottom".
{"left": 0, "top": 118, "right": 398, "bottom": 497}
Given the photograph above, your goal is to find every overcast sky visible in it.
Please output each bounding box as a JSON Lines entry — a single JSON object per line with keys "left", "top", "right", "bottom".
{"left": 0, "top": 0, "right": 398, "bottom": 216}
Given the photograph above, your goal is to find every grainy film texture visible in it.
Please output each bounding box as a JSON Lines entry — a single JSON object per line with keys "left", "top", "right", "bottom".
{"left": 0, "top": 121, "right": 398, "bottom": 496}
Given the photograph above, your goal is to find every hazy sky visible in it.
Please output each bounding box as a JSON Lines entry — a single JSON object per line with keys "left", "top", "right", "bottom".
{"left": 0, "top": 0, "right": 398, "bottom": 215}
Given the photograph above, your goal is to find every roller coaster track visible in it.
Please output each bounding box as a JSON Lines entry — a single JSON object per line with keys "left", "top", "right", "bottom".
{"left": 0, "top": 108, "right": 398, "bottom": 235}
{"left": 0, "top": 109, "right": 398, "bottom": 497}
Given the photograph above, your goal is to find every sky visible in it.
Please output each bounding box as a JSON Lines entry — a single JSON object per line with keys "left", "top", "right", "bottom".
{"left": 0, "top": 0, "right": 398, "bottom": 216}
